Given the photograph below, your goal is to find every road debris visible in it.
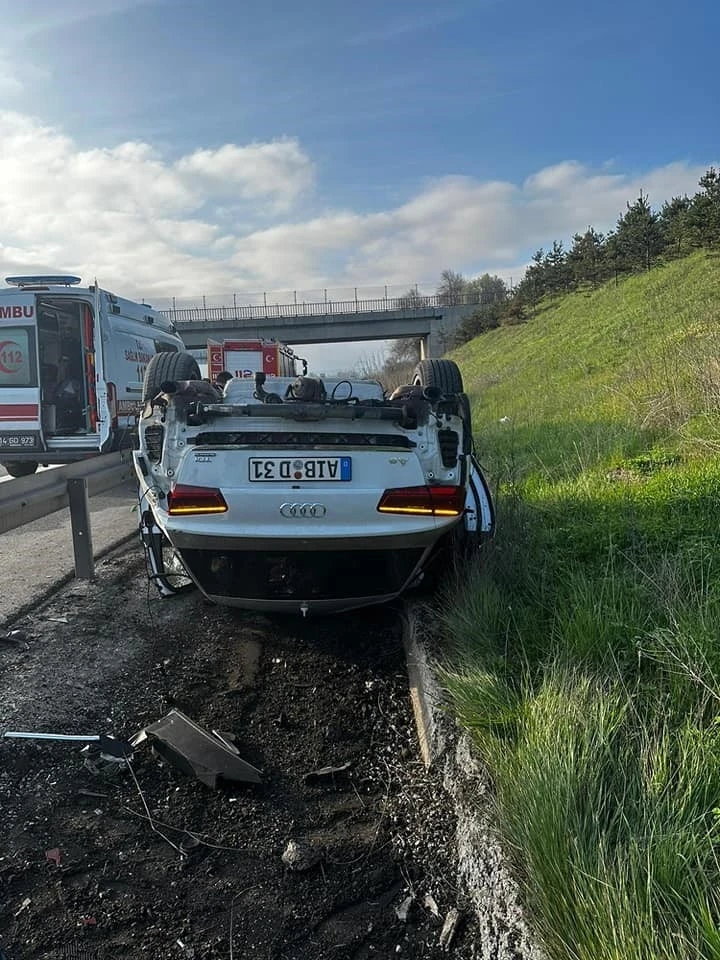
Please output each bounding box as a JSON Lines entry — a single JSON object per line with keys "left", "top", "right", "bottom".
{"left": 139, "top": 709, "right": 262, "bottom": 788}
{"left": 303, "top": 760, "right": 353, "bottom": 785}
{"left": 3, "top": 729, "right": 132, "bottom": 758}
{"left": 45, "top": 847, "right": 62, "bottom": 867}
{"left": 0, "top": 567, "right": 492, "bottom": 958}
{"left": 282, "top": 839, "right": 320, "bottom": 872}
{"left": 395, "top": 895, "right": 414, "bottom": 921}
{"left": 439, "top": 907, "right": 462, "bottom": 950}
{"left": 13, "top": 897, "right": 31, "bottom": 918}
{"left": 424, "top": 893, "right": 440, "bottom": 917}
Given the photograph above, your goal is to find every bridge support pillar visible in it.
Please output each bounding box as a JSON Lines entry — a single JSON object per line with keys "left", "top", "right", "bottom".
{"left": 424, "top": 326, "right": 446, "bottom": 359}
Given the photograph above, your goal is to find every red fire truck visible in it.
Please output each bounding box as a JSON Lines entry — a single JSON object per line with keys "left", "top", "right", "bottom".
{"left": 207, "top": 338, "right": 306, "bottom": 383}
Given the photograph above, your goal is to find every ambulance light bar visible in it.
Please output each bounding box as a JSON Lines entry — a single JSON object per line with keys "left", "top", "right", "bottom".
{"left": 5, "top": 275, "right": 82, "bottom": 287}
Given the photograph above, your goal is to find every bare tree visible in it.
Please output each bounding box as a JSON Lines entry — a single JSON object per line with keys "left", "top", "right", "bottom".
{"left": 398, "top": 287, "right": 430, "bottom": 309}
{"left": 436, "top": 269, "right": 466, "bottom": 306}
{"left": 387, "top": 338, "right": 421, "bottom": 366}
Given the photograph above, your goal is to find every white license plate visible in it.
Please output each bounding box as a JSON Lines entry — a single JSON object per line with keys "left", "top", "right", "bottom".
{"left": 249, "top": 457, "right": 352, "bottom": 482}
{"left": 0, "top": 432, "right": 40, "bottom": 450}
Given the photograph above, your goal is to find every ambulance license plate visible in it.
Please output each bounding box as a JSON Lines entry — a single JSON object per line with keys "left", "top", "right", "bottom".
{"left": 249, "top": 457, "right": 352, "bottom": 482}
{"left": 0, "top": 432, "right": 40, "bottom": 451}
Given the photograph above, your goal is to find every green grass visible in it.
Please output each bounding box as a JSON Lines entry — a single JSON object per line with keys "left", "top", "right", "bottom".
{"left": 439, "top": 250, "right": 720, "bottom": 959}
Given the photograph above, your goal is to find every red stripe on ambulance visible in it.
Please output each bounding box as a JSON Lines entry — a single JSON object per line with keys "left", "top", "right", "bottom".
{"left": 0, "top": 403, "right": 39, "bottom": 421}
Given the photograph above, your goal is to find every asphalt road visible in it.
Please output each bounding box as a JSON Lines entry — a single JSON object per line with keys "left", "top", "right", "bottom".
{"left": 0, "top": 472, "right": 139, "bottom": 626}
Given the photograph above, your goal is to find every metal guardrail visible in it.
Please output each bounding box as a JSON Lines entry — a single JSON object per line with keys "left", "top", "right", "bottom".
{"left": 162, "top": 293, "right": 486, "bottom": 325}
{"left": 0, "top": 453, "right": 135, "bottom": 578}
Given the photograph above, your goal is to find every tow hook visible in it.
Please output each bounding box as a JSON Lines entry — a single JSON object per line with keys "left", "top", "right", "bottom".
{"left": 300, "top": 602, "right": 309, "bottom": 618}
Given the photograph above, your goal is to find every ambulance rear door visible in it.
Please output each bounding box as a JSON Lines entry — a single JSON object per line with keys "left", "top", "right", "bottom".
{"left": 91, "top": 286, "right": 113, "bottom": 450}
{"left": 0, "top": 294, "right": 45, "bottom": 458}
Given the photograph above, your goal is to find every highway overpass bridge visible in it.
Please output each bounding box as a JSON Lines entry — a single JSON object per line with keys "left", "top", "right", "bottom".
{"left": 164, "top": 293, "right": 479, "bottom": 358}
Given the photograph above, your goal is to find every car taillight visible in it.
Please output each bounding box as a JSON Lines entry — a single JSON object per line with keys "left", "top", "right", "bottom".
{"left": 377, "top": 485, "right": 465, "bottom": 517}
{"left": 167, "top": 484, "right": 228, "bottom": 515}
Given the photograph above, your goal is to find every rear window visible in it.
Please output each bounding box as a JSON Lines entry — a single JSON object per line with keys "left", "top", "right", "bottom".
{"left": 0, "top": 327, "right": 37, "bottom": 387}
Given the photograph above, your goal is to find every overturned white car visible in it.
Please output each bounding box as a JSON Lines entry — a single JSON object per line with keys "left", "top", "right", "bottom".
{"left": 133, "top": 352, "right": 493, "bottom": 615}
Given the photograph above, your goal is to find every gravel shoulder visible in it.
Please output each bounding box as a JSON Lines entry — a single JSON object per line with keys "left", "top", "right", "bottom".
{"left": 0, "top": 546, "right": 519, "bottom": 960}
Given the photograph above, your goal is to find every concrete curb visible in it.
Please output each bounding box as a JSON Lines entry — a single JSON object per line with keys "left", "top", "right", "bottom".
{"left": 403, "top": 601, "right": 544, "bottom": 960}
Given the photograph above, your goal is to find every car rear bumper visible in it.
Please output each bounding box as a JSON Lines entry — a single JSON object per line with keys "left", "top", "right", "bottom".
{"left": 200, "top": 592, "right": 403, "bottom": 614}
{"left": 167, "top": 526, "right": 458, "bottom": 612}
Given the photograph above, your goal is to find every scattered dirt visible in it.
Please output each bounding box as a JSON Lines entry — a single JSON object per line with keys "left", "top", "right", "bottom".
{"left": 0, "top": 547, "right": 482, "bottom": 959}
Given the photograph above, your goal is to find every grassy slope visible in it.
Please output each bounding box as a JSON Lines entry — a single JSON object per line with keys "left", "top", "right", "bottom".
{"left": 456, "top": 250, "right": 720, "bottom": 478}
{"left": 440, "top": 250, "right": 720, "bottom": 960}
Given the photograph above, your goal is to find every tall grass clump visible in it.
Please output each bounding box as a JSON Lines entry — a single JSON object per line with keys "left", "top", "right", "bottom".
{"left": 439, "top": 253, "right": 720, "bottom": 958}
{"left": 441, "top": 499, "right": 720, "bottom": 959}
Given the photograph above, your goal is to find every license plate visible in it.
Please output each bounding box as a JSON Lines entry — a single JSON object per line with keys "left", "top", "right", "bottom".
{"left": 249, "top": 457, "right": 352, "bottom": 482}
{"left": 0, "top": 432, "right": 40, "bottom": 451}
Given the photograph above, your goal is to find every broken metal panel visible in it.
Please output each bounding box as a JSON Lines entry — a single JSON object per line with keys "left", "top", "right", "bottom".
{"left": 3, "top": 730, "right": 132, "bottom": 758}
{"left": 143, "top": 709, "right": 262, "bottom": 788}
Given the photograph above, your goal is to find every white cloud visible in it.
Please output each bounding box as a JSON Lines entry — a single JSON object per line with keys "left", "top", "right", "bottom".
{"left": 176, "top": 139, "right": 315, "bottom": 209}
{"left": 0, "top": 110, "right": 713, "bottom": 303}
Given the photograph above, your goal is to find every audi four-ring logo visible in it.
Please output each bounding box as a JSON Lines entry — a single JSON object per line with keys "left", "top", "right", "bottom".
{"left": 279, "top": 502, "right": 327, "bottom": 518}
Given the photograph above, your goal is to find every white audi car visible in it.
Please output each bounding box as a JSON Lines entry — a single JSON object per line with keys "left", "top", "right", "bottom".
{"left": 133, "top": 355, "right": 494, "bottom": 615}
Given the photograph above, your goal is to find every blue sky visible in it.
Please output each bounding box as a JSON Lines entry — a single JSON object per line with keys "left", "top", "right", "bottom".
{"left": 0, "top": 0, "right": 717, "bottom": 368}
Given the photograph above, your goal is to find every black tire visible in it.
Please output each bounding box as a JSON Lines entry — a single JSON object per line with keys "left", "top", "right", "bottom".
{"left": 413, "top": 359, "right": 463, "bottom": 394}
{"left": 3, "top": 460, "right": 38, "bottom": 478}
{"left": 142, "top": 351, "right": 201, "bottom": 402}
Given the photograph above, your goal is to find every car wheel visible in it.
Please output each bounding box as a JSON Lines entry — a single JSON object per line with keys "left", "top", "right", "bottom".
{"left": 412, "top": 359, "right": 463, "bottom": 394}
{"left": 142, "top": 352, "right": 201, "bottom": 403}
{"left": 3, "top": 460, "right": 39, "bottom": 478}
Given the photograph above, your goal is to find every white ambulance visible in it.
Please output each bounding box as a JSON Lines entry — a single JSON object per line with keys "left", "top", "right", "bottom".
{"left": 0, "top": 275, "right": 190, "bottom": 477}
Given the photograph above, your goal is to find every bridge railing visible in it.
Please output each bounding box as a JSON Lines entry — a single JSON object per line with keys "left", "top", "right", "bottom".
{"left": 163, "top": 293, "right": 484, "bottom": 324}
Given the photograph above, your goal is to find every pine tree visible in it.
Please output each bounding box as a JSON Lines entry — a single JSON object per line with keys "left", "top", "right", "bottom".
{"left": 567, "top": 227, "right": 606, "bottom": 287}
{"left": 659, "top": 196, "right": 692, "bottom": 257}
{"left": 687, "top": 168, "right": 720, "bottom": 248}
{"left": 615, "top": 191, "right": 663, "bottom": 272}
{"left": 545, "top": 240, "right": 568, "bottom": 295}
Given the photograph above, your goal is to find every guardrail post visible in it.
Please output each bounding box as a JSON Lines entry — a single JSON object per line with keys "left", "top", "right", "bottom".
{"left": 67, "top": 478, "right": 95, "bottom": 580}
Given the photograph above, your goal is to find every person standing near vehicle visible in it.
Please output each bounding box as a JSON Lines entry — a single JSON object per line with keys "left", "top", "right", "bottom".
{"left": 54, "top": 356, "right": 85, "bottom": 432}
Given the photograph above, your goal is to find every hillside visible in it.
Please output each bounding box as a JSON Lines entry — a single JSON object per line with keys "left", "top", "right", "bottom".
{"left": 453, "top": 249, "right": 720, "bottom": 477}
{"left": 439, "top": 250, "right": 720, "bottom": 960}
